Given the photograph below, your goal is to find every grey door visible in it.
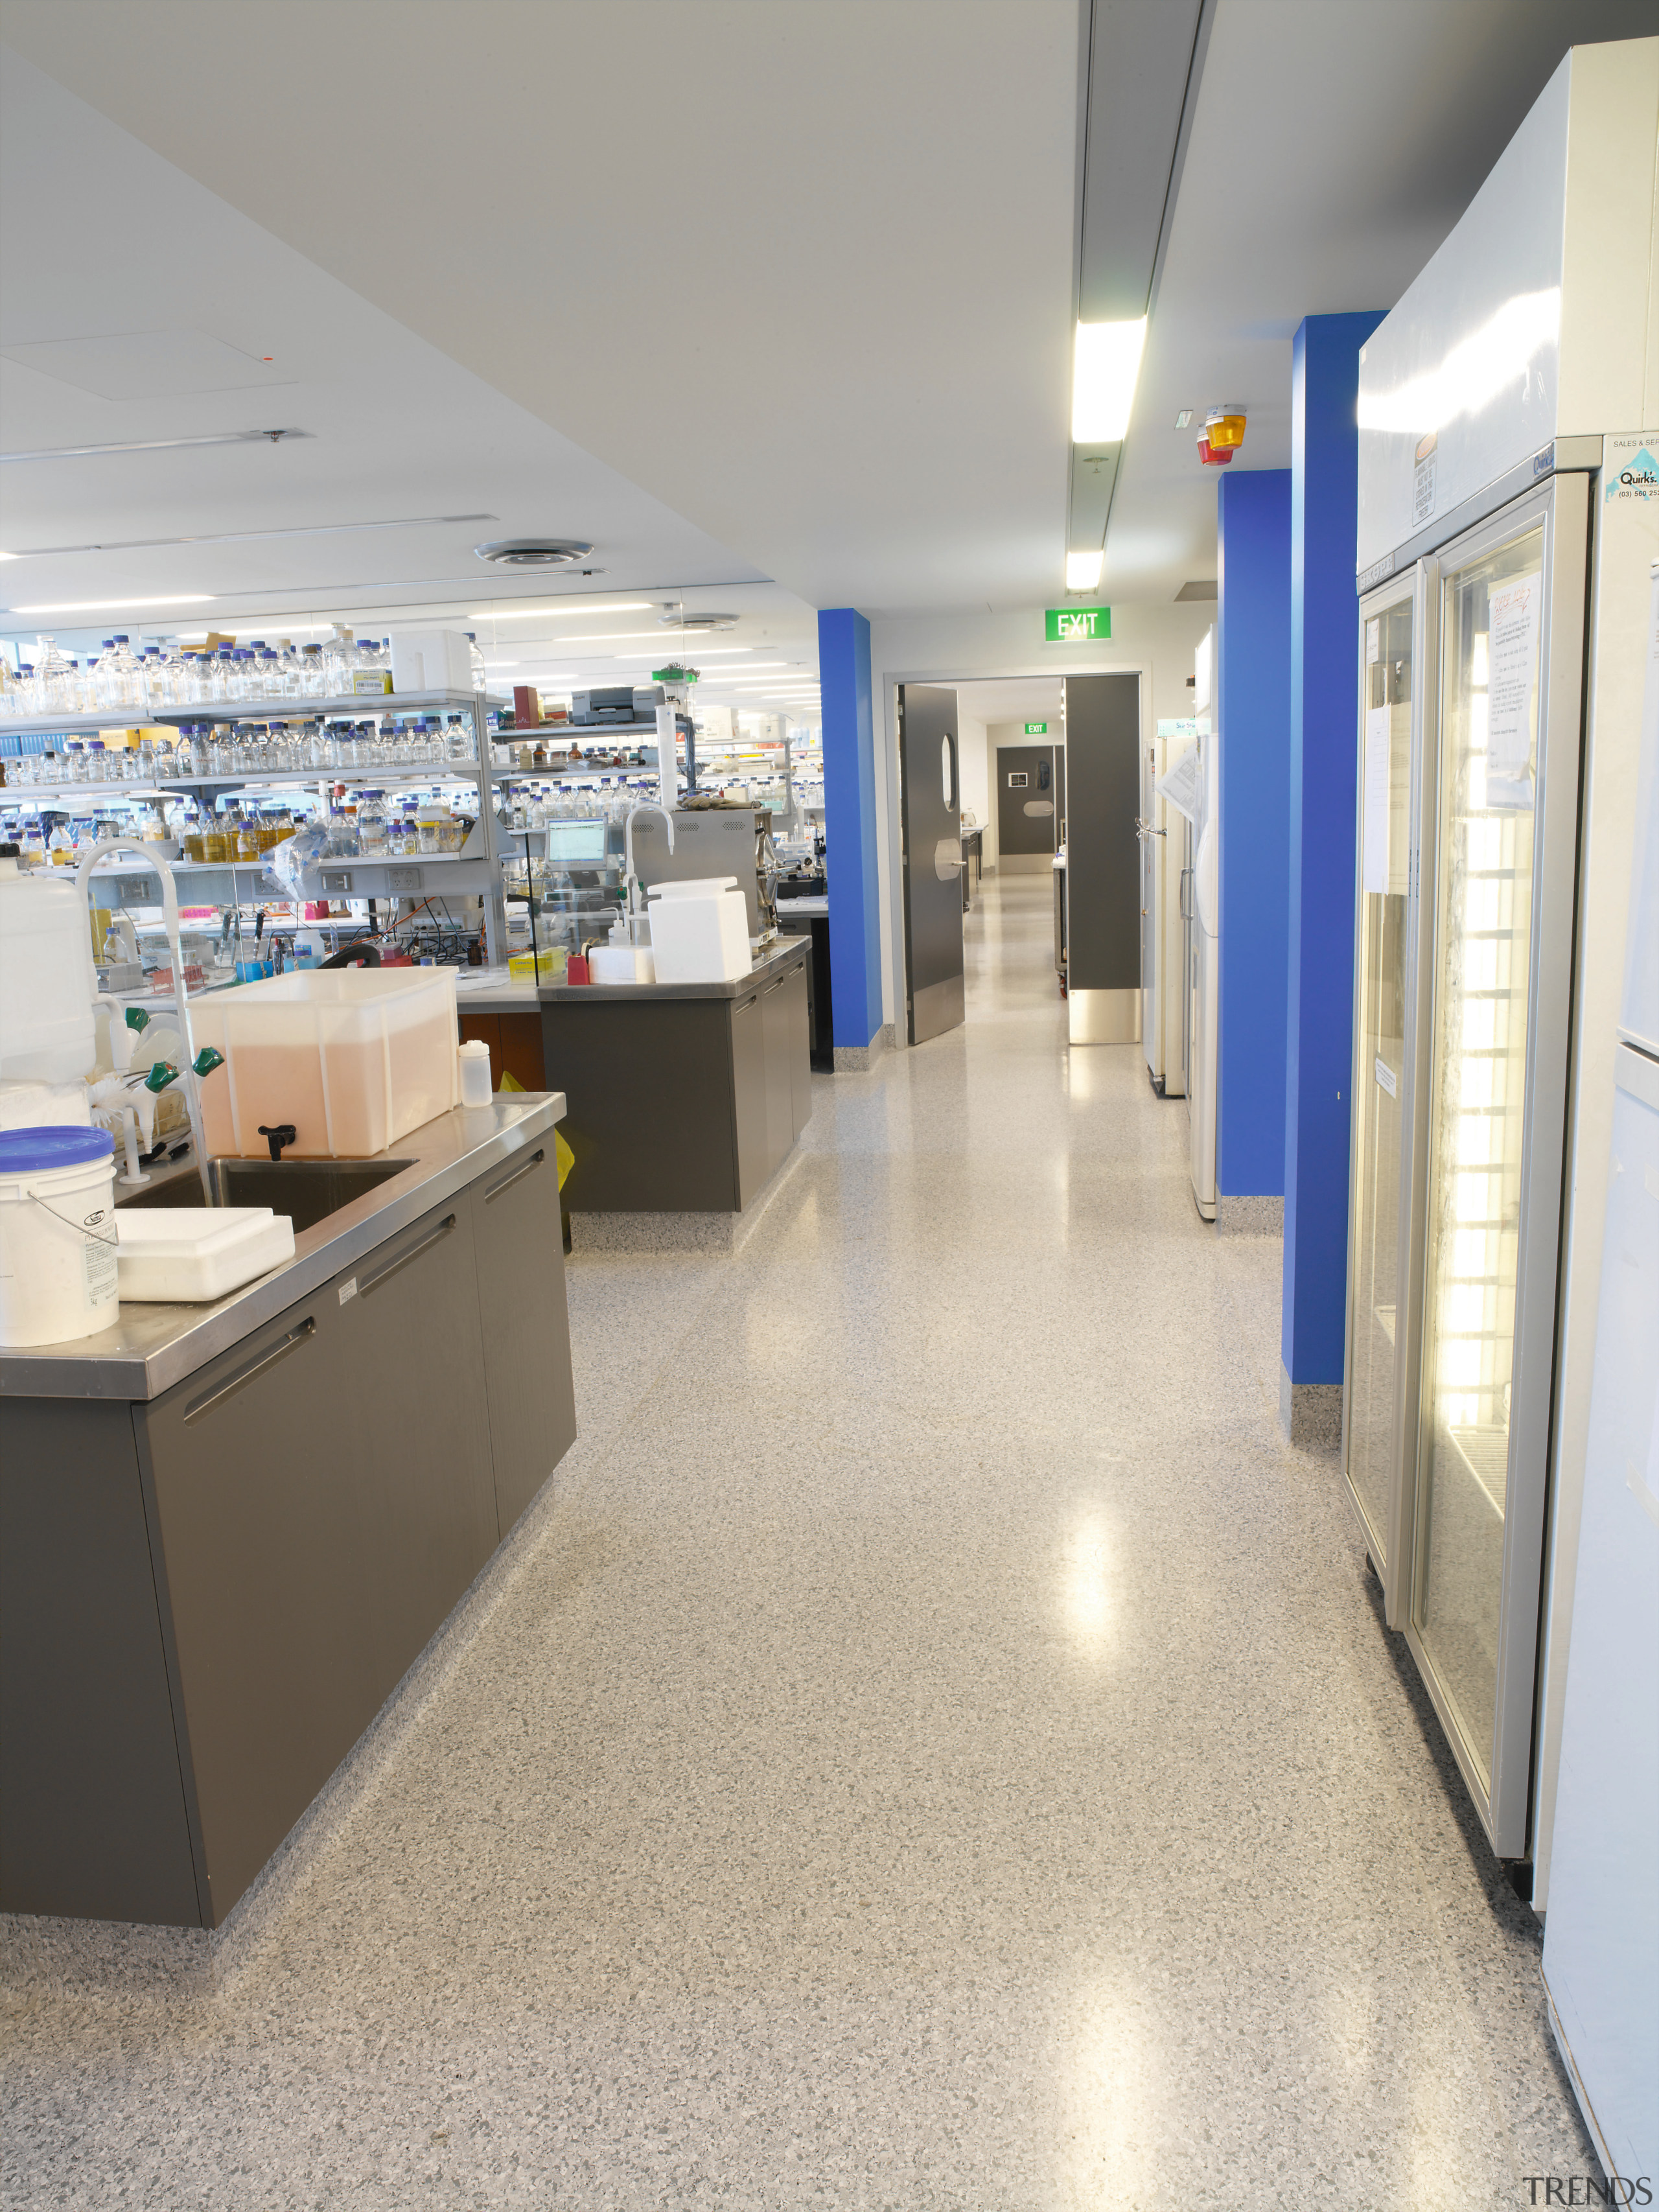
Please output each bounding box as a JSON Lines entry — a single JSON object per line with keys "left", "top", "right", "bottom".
{"left": 898, "top": 684, "right": 965, "bottom": 1044}
{"left": 996, "top": 744, "right": 1059, "bottom": 857}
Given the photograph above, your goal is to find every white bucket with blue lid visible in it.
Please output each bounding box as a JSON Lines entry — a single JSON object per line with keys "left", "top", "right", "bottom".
{"left": 0, "top": 1126, "right": 120, "bottom": 1347}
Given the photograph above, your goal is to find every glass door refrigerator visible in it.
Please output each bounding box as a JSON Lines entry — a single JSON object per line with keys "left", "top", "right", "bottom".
{"left": 1341, "top": 32, "right": 1659, "bottom": 1867}
{"left": 1343, "top": 474, "right": 1590, "bottom": 1857}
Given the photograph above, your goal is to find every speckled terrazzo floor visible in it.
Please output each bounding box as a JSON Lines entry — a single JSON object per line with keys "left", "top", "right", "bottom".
{"left": 1, "top": 879, "right": 1595, "bottom": 2211}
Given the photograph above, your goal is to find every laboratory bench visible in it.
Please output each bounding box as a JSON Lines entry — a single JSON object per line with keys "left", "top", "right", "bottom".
{"left": 0, "top": 1093, "right": 575, "bottom": 1931}
{"left": 458, "top": 936, "right": 817, "bottom": 1220}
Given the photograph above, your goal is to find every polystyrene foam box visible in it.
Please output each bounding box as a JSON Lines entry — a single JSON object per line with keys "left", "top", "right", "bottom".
{"left": 389, "top": 628, "right": 474, "bottom": 696}
{"left": 116, "top": 1207, "right": 296, "bottom": 1301}
{"left": 647, "top": 879, "right": 752, "bottom": 984}
{"left": 192, "top": 968, "right": 459, "bottom": 1158}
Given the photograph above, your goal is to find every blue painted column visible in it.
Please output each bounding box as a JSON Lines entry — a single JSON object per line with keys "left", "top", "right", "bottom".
{"left": 1281, "top": 310, "right": 1386, "bottom": 1443}
{"left": 1216, "top": 466, "right": 1292, "bottom": 1217}
{"left": 817, "top": 608, "right": 883, "bottom": 1055}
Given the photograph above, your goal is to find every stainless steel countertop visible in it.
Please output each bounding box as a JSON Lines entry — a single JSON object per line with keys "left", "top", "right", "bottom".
{"left": 454, "top": 935, "right": 811, "bottom": 1014}
{"left": 535, "top": 933, "right": 809, "bottom": 1005}
{"left": 0, "top": 1093, "right": 565, "bottom": 1403}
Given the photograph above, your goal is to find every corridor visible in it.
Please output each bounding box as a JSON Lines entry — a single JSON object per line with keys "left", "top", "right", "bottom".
{"left": 2, "top": 879, "right": 1594, "bottom": 2209}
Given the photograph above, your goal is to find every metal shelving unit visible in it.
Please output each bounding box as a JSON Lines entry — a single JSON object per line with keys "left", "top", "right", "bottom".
{"left": 1, "top": 690, "right": 515, "bottom": 963}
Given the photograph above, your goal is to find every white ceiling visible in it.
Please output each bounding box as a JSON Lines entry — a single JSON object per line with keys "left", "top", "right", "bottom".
{"left": 0, "top": 0, "right": 1079, "bottom": 620}
{"left": 0, "top": 49, "right": 820, "bottom": 707}
{"left": 1105, "top": 0, "right": 1656, "bottom": 598}
{"left": 945, "top": 678, "right": 1067, "bottom": 730}
{"left": 1, "top": 0, "right": 1649, "bottom": 637}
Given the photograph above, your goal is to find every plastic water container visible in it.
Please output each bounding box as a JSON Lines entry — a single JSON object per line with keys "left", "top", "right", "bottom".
{"left": 647, "top": 877, "right": 752, "bottom": 984}
{"left": 191, "top": 967, "right": 459, "bottom": 1158}
{"left": 0, "top": 852, "right": 97, "bottom": 1084}
{"left": 0, "top": 1125, "right": 119, "bottom": 1346}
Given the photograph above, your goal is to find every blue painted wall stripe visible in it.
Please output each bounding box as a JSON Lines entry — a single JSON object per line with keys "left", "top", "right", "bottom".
{"left": 1216, "top": 467, "right": 1292, "bottom": 1198}
{"left": 818, "top": 608, "right": 884, "bottom": 1050}
{"left": 1282, "top": 311, "right": 1386, "bottom": 1387}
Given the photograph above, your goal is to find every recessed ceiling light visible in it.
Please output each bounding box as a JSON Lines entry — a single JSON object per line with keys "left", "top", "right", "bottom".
{"left": 469, "top": 602, "right": 653, "bottom": 621}
{"left": 6, "top": 593, "right": 217, "bottom": 614}
{"left": 1065, "top": 550, "right": 1104, "bottom": 592}
{"left": 474, "top": 538, "right": 595, "bottom": 568}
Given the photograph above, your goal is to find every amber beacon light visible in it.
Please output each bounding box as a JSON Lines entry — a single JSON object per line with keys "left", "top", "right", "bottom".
{"left": 1198, "top": 409, "right": 1246, "bottom": 467}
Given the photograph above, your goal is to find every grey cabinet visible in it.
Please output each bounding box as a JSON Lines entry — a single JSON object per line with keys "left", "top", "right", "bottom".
{"left": 760, "top": 970, "right": 795, "bottom": 1174}
{"left": 0, "top": 1397, "right": 201, "bottom": 1926}
{"left": 546, "top": 944, "right": 813, "bottom": 1218}
{"left": 742, "top": 959, "right": 811, "bottom": 1203}
{"left": 1, "top": 1143, "right": 577, "bottom": 1930}
{"left": 731, "top": 988, "right": 770, "bottom": 1209}
{"left": 139, "top": 1196, "right": 499, "bottom": 1921}
{"left": 469, "top": 1143, "right": 577, "bottom": 1534}
{"left": 785, "top": 959, "right": 811, "bottom": 1138}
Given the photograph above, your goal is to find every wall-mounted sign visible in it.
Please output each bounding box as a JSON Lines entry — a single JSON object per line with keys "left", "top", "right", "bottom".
{"left": 1023, "top": 720, "right": 1048, "bottom": 734}
{"left": 1045, "top": 606, "right": 1111, "bottom": 642}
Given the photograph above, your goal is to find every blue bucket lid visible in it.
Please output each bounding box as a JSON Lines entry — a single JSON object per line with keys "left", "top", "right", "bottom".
{"left": 0, "top": 1126, "right": 115, "bottom": 1173}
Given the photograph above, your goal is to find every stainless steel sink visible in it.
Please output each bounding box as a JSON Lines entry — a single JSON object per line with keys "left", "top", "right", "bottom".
{"left": 117, "top": 1158, "right": 413, "bottom": 1236}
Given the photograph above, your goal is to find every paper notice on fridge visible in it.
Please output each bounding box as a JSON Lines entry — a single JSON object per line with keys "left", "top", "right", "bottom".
{"left": 1485, "top": 571, "right": 1540, "bottom": 808}
{"left": 1154, "top": 744, "right": 1201, "bottom": 825}
{"left": 1362, "top": 707, "right": 1391, "bottom": 894}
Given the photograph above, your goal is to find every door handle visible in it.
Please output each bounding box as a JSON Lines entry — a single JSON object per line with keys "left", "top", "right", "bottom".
{"left": 358, "top": 1213, "right": 457, "bottom": 1299}
{"left": 184, "top": 1317, "right": 316, "bottom": 1425}
{"left": 1179, "top": 867, "right": 1193, "bottom": 920}
{"left": 483, "top": 1149, "right": 545, "bottom": 1205}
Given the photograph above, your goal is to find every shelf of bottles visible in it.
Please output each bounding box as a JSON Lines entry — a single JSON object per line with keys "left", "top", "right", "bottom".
{"left": 1, "top": 683, "right": 516, "bottom": 966}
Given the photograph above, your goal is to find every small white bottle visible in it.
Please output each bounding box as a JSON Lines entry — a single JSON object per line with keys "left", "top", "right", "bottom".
{"left": 458, "top": 1038, "right": 493, "bottom": 1107}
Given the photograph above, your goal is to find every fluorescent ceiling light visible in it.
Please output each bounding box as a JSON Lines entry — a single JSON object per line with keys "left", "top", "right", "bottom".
{"left": 461, "top": 629, "right": 746, "bottom": 649}
{"left": 1065, "top": 551, "right": 1104, "bottom": 592}
{"left": 7, "top": 593, "right": 216, "bottom": 614}
{"left": 1072, "top": 318, "right": 1147, "bottom": 443}
{"left": 2, "top": 515, "right": 498, "bottom": 561}
{"left": 469, "top": 602, "right": 653, "bottom": 621}
{"left": 0, "top": 429, "right": 308, "bottom": 464}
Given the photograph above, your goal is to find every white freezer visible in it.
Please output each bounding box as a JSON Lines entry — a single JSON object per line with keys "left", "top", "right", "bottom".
{"left": 1540, "top": 1043, "right": 1659, "bottom": 2189}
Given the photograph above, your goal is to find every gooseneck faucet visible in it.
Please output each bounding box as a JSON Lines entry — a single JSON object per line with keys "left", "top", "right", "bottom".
{"left": 623, "top": 803, "right": 676, "bottom": 919}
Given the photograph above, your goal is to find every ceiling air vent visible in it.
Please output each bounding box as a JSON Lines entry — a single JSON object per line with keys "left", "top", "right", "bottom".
{"left": 474, "top": 538, "right": 595, "bottom": 567}
{"left": 659, "top": 609, "right": 736, "bottom": 631}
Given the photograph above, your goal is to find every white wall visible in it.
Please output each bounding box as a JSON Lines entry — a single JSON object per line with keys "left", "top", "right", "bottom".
{"left": 868, "top": 601, "right": 1212, "bottom": 1033}
{"left": 957, "top": 713, "right": 990, "bottom": 858}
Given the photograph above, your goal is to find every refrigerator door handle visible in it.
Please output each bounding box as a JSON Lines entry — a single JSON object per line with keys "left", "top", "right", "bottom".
{"left": 1178, "top": 866, "right": 1193, "bottom": 921}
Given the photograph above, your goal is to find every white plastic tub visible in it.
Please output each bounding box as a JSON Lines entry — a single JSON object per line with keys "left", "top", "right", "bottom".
{"left": 115, "top": 1206, "right": 296, "bottom": 1302}
{"left": 0, "top": 1124, "right": 120, "bottom": 1347}
{"left": 191, "top": 967, "right": 459, "bottom": 1159}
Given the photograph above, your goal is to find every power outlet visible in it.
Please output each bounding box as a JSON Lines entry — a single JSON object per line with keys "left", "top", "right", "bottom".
{"left": 322, "top": 870, "right": 352, "bottom": 893}
{"left": 387, "top": 865, "right": 423, "bottom": 894}
{"left": 117, "top": 874, "right": 156, "bottom": 904}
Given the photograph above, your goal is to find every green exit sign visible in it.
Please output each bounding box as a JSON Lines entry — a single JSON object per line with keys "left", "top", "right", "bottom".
{"left": 1045, "top": 605, "right": 1111, "bottom": 642}
{"left": 1024, "top": 721, "right": 1048, "bottom": 735}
